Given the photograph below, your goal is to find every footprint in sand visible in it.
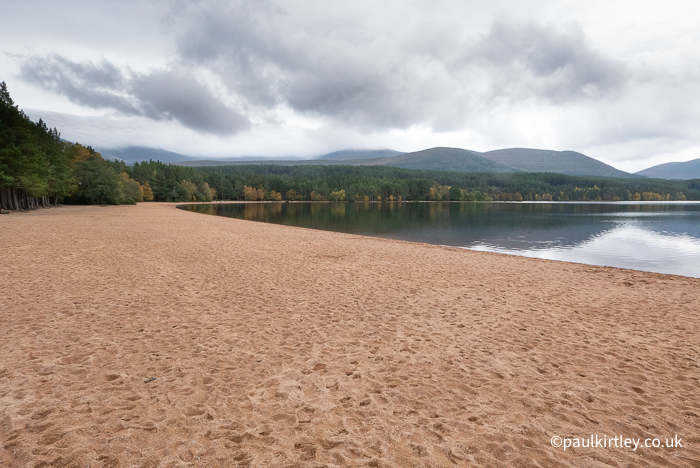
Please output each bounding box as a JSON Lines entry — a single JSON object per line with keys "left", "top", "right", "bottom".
{"left": 294, "top": 442, "right": 317, "bottom": 461}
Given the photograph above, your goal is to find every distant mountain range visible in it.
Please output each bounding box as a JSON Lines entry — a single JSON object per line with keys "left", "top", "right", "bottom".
{"left": 177, "top": 147, "right": 640, "bottom": 178}
{"left": 97, "top": 146, "right": 305, "bottom": 164}
{"left": 317, "top": 149, "right": 404, "bottom": 160}
{"left": 96, "top": 145, "right": 698, "bottom": 179}
{"left": 635, "top": 158, "right": 700, "bottom": 180}
{"left": 99, "top": 147, "right": 201, "bottom": 164}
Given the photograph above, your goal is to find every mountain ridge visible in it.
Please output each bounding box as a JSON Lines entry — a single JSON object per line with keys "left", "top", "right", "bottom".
{"left": 636, "top": 158, "right": 700, "bottom": 180}
{"left": 481, "top": 148, "right": 637, "bottom": 178}
{"left": 97, "top": 145, "right": 646, "bottom": 179}
{"left": 317, "top": 149, "right": 404, "bottom": 160}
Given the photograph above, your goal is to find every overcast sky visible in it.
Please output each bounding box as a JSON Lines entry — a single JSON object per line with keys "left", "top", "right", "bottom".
{"left": 2, "top": 0, "right": 699, "bottom": 171}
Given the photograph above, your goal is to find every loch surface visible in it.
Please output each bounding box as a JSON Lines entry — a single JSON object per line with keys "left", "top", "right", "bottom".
{"left": 180, "top": 201, "right": 700, "bottom": 277}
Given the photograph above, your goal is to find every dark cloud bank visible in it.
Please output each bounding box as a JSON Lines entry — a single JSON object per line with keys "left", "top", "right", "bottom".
{"left": 19, "top": 55, "right": 249, "bottom": 136}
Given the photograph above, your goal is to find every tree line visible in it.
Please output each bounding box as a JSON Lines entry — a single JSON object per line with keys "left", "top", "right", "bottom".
{"left": 123, "top": 162, "right": 700, "bottom": 203}
{"left": 1, "top": 82, "right": 147, "bottom": 210}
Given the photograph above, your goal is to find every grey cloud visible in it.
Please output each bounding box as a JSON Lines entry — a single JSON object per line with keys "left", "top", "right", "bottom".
{"left": 165, "top": 1, "right": 627, "bottom": 132}
{"left": 171, "top": 0, "right": 288, "bottom": 106}
{"left": 465, "top": 20, "right": 626, "bottom": 101}
{"left": 130, "top": 70, "right": 249, "bottom": 135}
{"left": 165, "top": 1, "right": 456, "bottom": 129}
{"left": 18, "top": 54, "right": 249, "bottom": 135}
{"left": 19, "top": 54, "right": 138, "bottom": 113}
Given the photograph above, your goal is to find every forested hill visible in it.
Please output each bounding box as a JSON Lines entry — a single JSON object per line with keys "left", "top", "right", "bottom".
{"left": 372, "top": 147, "right": 518, "bottom": 173}
{"left": 481, "top": 148, "right": 637, "bottom": 178}
{"left": 176, "top": 146, "right": 636, "bottom": 178}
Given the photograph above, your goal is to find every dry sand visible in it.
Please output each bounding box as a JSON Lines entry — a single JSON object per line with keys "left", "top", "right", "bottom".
{"left": 1, "top": 203, "right": 699, "bottom": 467}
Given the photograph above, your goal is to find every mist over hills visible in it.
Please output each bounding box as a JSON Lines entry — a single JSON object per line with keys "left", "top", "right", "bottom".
{"left": 318, "top": 149, "right": 404, "bottom": 160}
{"left": 97, "top": 146, "right": 304, "bottom": 165}
{"left": 635, "top": 158, "right": 700, "bottom": 180}
{"left": 98, "top": 145, "right": 659, "bottom": 179}
{"left": 98, "top": 147, "right": 201, "bottom": 164}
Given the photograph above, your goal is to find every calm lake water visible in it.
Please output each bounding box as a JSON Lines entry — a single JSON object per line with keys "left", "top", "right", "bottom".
{"left": 179, "top": 202, "right": 700, "bottom": 278}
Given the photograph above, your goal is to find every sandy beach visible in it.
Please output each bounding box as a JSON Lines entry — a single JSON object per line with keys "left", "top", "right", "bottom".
{"left": 1, "top": 203, "right": 698, "bottom": 467}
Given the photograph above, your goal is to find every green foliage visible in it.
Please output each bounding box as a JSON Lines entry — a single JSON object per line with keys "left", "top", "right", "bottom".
{"left": 173, "top": 164, "right": 700, "bottom": 202}
{"left": 0, "top": 82, "right": 142, "bottom": 209}
{"left": 180, "top": 180, "right": 198, "bottom": 202}
{"left": 329, "top": 189, "right": 346, "bottom": 201}
{"left": 72, "top": 154, "right": 120, "bottom": 204}
{"left": 118, "top": 172, "right": 143, "bottom": 204}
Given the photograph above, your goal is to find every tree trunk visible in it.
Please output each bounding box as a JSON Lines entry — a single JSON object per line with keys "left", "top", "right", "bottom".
{"left": 7, "top": 189, "right": 16, "bottom": 210}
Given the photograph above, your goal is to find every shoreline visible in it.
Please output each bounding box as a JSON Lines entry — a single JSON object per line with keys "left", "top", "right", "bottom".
{"left": 1, "top": 203, "right": 698, "bottom": 466}
{"left": 179, "top": 200, "right": 700, "bottom": 280}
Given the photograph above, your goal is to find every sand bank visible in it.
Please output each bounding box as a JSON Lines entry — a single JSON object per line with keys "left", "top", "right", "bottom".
{"left": 1, "top": 203, "right": 698, "bottom": 467}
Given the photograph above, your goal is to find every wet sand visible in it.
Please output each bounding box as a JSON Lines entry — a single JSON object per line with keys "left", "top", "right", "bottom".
{"left": 1, "top": 203, "right": 698, "bottom": 467}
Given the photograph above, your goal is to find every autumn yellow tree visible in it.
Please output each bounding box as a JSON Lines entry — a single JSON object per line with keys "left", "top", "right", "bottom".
{"left": 285, "top": 189, "right": 302, "bottom": 201}
{"left": 140, "top": 181, "right": 154, "bottom": 201}
{"left": 199, "top": 182, "right": 214, "bottom": 201}
{"left": 310, "top": 191, "right": 325, "bottom": 201}
{"left": 180, "top": 180, "right": 197, "bottom": 201}
{"left": 242, "top": 185, "right": 256, "bottom": 200}
{"left": 329, "top": 189, "right": 345, "bottom": 201}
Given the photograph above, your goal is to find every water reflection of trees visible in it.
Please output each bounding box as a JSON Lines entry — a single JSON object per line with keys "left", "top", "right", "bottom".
{"left": 184, "top": 202, "right": 700, "bottom": 252}
{"left": 243, "top": 203, "right": 265, "bottom": 220}
{"left": 242, "top": 202, "right": 283, "bottom": 220}
{"left": 330, "top": 203, "right": 346, "bottom": 217}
